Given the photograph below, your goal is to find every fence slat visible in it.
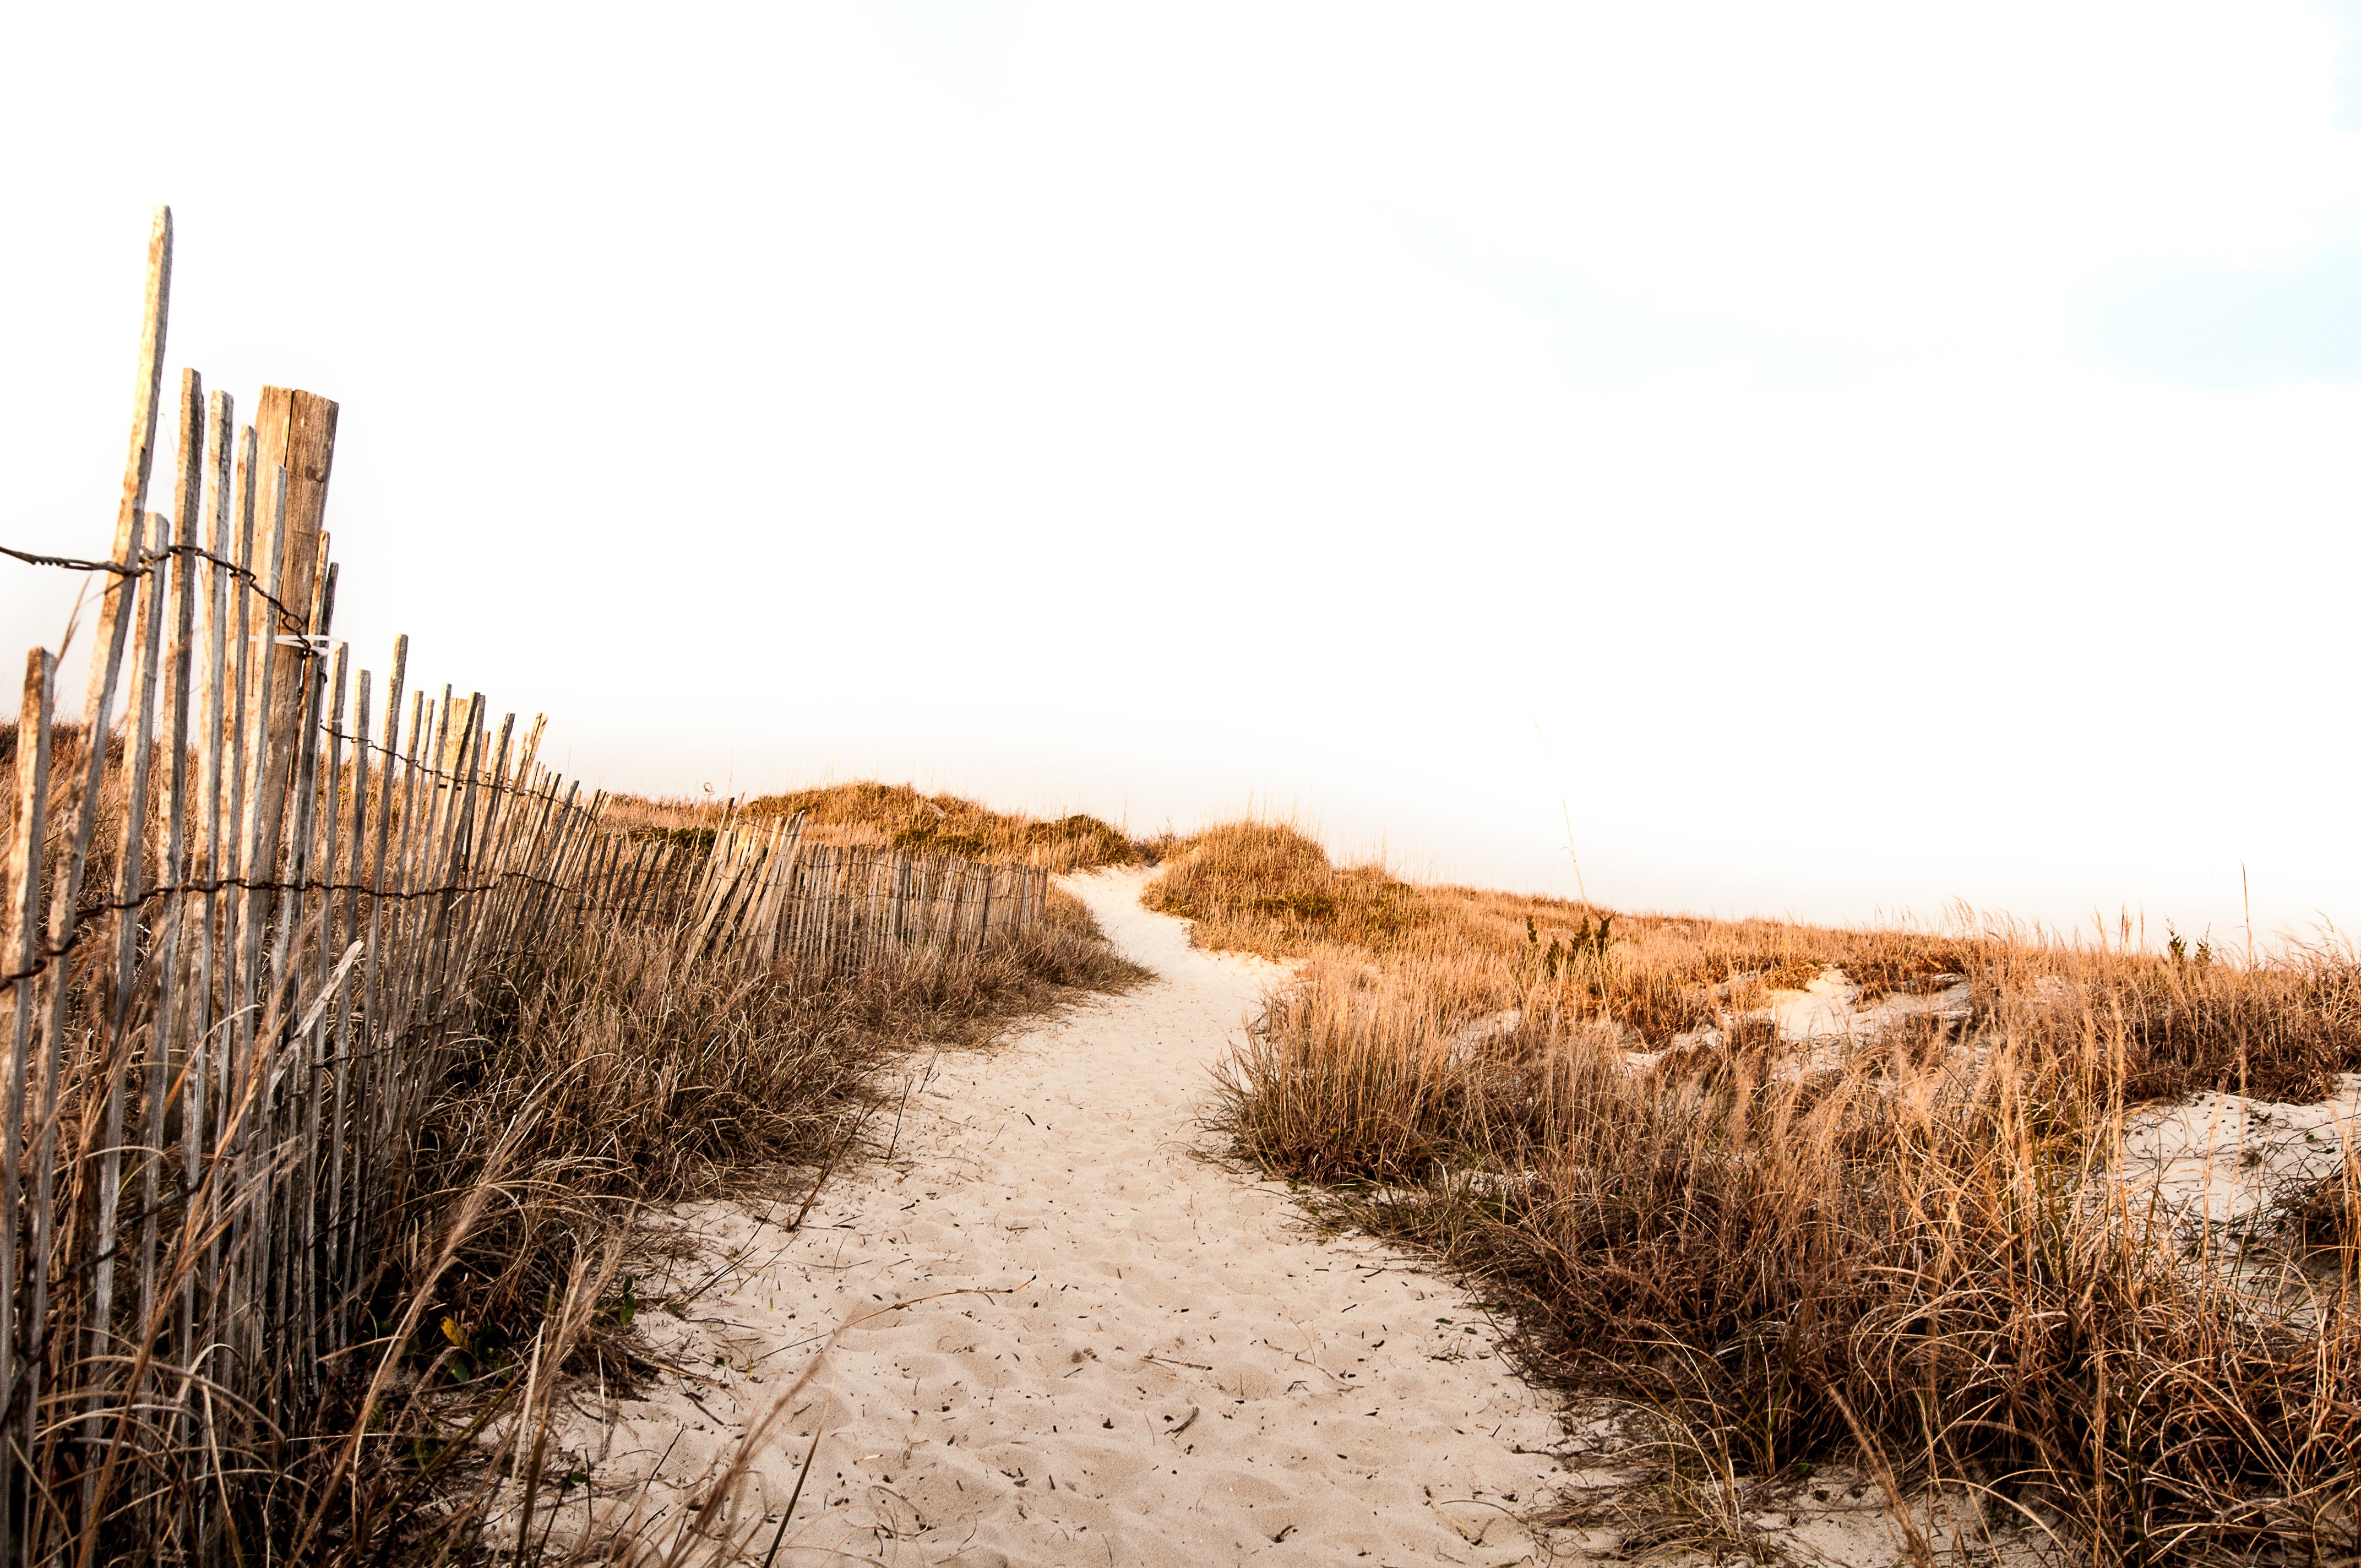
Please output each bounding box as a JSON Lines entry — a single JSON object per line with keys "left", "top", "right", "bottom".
{"left": 1, "top": 647, "right": 56, "bottom": 1555}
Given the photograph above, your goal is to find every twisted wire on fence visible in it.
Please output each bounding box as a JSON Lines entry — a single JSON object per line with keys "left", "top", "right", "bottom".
{"left": 0, "top": 208, "right": 1047, "bottom": 1562}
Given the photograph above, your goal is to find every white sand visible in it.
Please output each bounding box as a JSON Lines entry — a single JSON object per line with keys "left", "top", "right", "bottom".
{"left": 2118, "top": 1074, "right": 2361, "bottom": 1227}
{"left": 1764, "top": 970, "right": 1973, "bottom": 1043}
{"left": 544, "top": 869, "right": 1592, "bottom": 1565}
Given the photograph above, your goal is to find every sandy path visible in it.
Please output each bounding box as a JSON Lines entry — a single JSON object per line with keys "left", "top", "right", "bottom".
{"left": 568, "top": 869, "right": 1579, "bottom": 1566}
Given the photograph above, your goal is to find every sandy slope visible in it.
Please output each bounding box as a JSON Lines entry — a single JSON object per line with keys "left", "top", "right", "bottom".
{"left": 2120, "top": 1075, "right": 2361, "bottom": 1226}
{"left": 552, "top": 869, "right": 1586, "bottom": 1566}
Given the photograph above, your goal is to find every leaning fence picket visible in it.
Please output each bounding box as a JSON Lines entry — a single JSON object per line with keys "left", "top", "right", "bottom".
{"left": 1, "top": 649, "right": 52, "bottom": 1557}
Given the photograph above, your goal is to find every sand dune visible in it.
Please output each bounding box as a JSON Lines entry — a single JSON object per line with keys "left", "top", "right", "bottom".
{"left": 514, "top": 869, "right": 2333, "bottom": 1565}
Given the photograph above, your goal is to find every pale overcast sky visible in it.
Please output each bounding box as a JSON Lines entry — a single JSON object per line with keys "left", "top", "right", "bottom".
{"left": 5, "top": 3, "right": 2360, "bottom": 944}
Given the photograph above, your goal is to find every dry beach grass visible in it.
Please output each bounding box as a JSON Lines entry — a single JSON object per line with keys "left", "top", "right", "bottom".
{"left": 1157, "top": 821, "right": 2361, "bottom": 1563}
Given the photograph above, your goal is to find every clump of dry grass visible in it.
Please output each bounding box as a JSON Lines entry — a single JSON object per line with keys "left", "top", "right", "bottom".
{"left": 1141, "top": 820, "right": 1428, "bottom": 956}
{"left": 603, "top": 780, "right": 1146, "bottom": 873}
{"left": 1167, "top": 819, "right": 2361, "bottom": 1563}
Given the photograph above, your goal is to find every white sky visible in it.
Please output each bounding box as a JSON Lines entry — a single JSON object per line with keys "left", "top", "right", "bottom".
{"left": 6, "top": 2, "right": 2361, "bottom": 944}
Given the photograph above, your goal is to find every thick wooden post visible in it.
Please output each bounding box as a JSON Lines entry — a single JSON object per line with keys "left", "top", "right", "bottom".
{"left": 251, "top": 386, "right": 338, "bottom": 760}
{"left": 243, "top": 390, "right": 337, "bottom": 965}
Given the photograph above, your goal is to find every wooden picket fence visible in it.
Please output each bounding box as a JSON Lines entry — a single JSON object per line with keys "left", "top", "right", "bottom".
{"left": 682, "top": 819, "right": 1048, "bottom": 966}
{"left": 0, "top": 209, "right": 1046, "bottom": 1560}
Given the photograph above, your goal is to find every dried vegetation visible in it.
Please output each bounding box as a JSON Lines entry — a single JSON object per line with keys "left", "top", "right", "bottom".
{"left": 1158, "top": 819, "right": 2361, "bottom": 1564}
